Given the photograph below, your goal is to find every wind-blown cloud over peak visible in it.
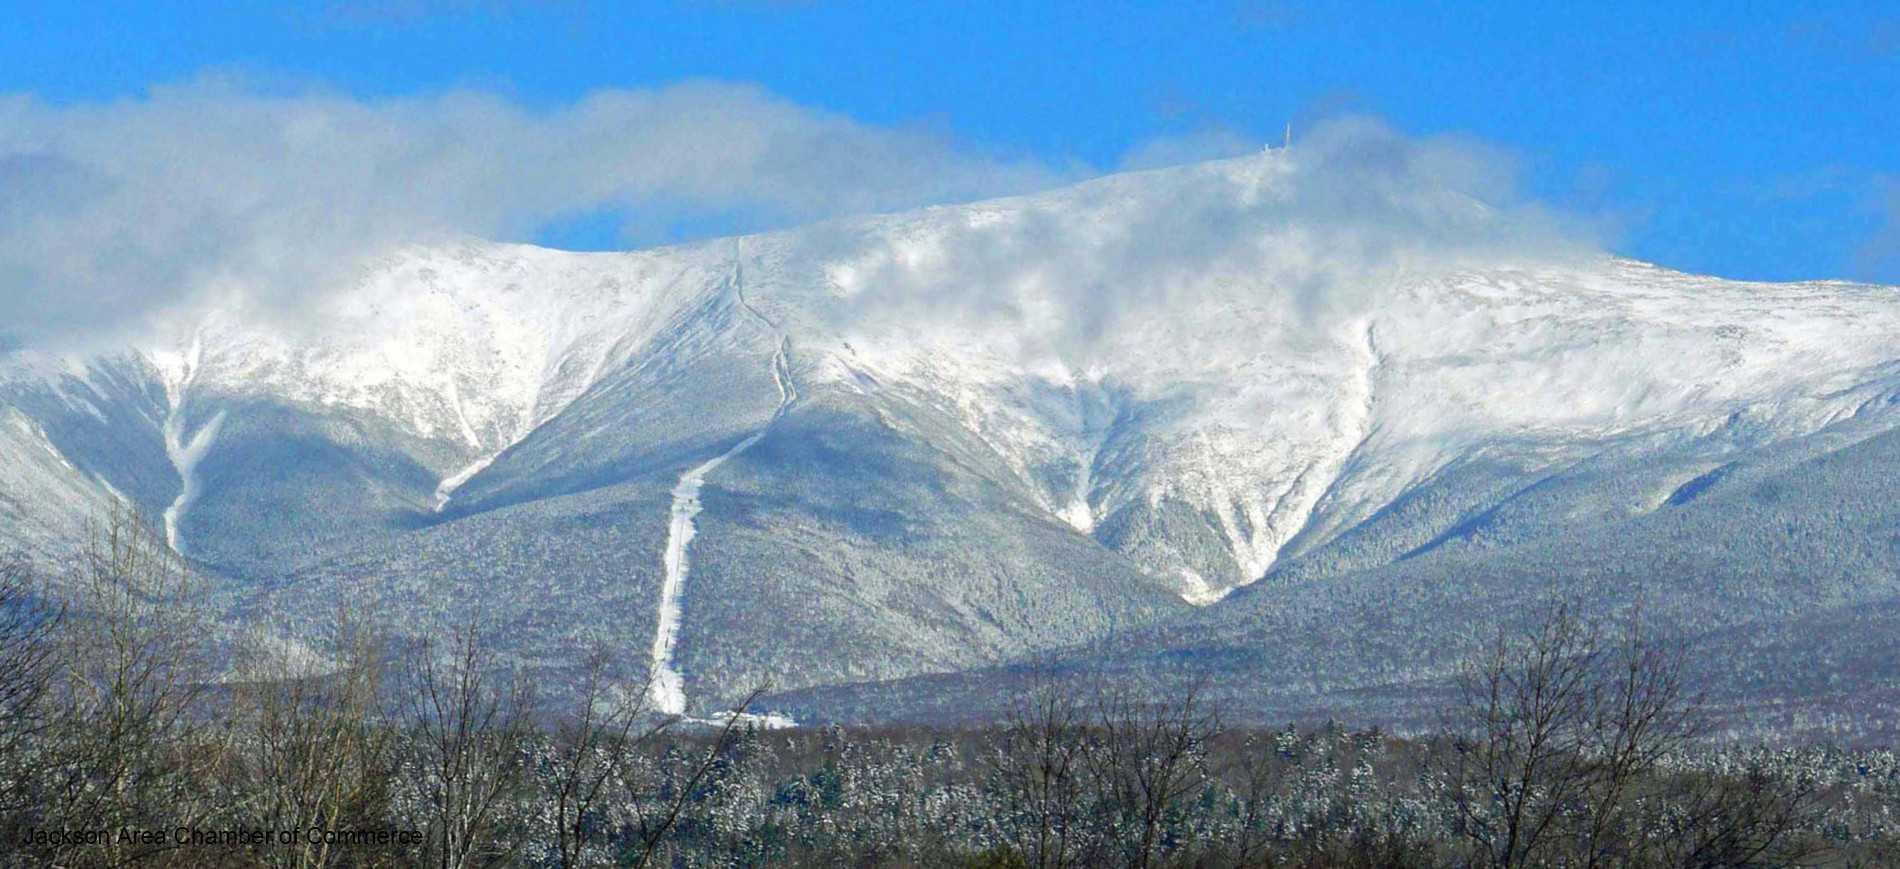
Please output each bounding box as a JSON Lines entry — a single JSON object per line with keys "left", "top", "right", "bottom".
{"left": 819, "top": 116, "right": 1603, "bottom": 367}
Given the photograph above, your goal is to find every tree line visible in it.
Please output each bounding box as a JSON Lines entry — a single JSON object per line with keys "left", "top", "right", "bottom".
{"left": 1, "top": 506, "right": 1895, "bottom": 867}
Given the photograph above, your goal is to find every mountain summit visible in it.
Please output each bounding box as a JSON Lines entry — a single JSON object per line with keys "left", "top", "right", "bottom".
{"left": 5, "top": 153, "right": 1899, "bottom": 733}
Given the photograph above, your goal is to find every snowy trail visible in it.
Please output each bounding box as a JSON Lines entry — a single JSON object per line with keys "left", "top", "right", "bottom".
{"left": 432, "top": 453, "right": 498, "bottom": 513}
{"left": 648, "top": 253, "right": 797, "bottom": 717}
{"left": 159, "top": 334, "right": 225, "bottom": 554}
{"left": 432, "top": 379, "right": 497, "bottom": 513}
{"left": 162, "top": 410, "right": 224, "bottom": 554}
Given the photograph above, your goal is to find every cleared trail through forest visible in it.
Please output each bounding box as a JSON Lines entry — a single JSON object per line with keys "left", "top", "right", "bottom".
{"left": 648, "top": 248, "right": 797, "bottom": 718}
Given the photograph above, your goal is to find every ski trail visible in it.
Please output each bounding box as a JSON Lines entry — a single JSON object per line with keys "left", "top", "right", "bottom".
{"left": 432, "top": 453, "right": 499, "bottom": 513}
{"left": 648, "top": 249, "right": 796, "bottom": 717}
{"left": 160, "top": 333, "right": 225, "bottom": 554}
{"left": 431, "top": 379, "right": 498, "bottom": 513}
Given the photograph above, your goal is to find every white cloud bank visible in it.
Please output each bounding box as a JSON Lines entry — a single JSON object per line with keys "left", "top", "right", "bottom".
{"left": 0, "top": 79, "right": 1608, "bottom": 352}
{"left": 0, "top": 78, "right": 1057, "bottom": 344}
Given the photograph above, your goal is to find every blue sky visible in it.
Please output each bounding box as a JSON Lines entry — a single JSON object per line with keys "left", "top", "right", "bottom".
{"left": 5, "top": 0, "right": 1897, "bottom": 284}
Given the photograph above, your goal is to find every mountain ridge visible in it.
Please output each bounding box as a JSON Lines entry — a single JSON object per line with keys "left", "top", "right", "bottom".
{"left": 3, "top": 152, "right": 1898, "bottom": 728}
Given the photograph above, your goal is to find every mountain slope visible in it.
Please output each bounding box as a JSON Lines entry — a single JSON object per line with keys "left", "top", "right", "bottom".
{"left": 771, "top": 409, "right": 1900, "bottom": 741}
{"left": 3, "top": 152, "right": 1898, "bottom": 726}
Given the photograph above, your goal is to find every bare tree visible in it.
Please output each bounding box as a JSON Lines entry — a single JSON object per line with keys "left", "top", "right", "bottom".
{"left": 1647, "top": 760, "right": 1824, "bottom": 868}
{"left": 1442, "top": 600, "right": 1816, "bottom": 869}
{"left": 402, "top": 621, "right": 538, "bottom": 869}
{"left": 0, "top": 552, "right": 62, "bottom": 838}
{"left": 1574, "top": 613, "right": 1703, "bottom": 868}
{"left": 232, "top": 608, "right": 395, "bottom": 869}
{"left": 1085, "top": 680, "right": 1219, "bottom": 869}
{"left": 547, "top": 647, "right": 657, "bottom": 869}
{"left": 989, "top": 669, "right": 1094, "bottom": 869}
{"left": 623, "top": 687, "right": 768, "bottom": 869}
{"left": 41, "top": 504, "right": 214, "bottom": 867}
{"left": 1209, "top": 728, "right": 1286, "bottom": 869}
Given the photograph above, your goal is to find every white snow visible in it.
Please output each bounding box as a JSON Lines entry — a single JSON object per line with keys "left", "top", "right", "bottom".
{"left": 161, "top": 408, "right": 224, "bottom": 554}
{"left": 432, "top": 453, "right": 499, "bottom": 513}
{"left": 9, "top": 151, "right": 1900, "bottom": 610}
{"left": 647, "top": 254, "right": 799, "bottom": 717}
{"left": 648, "top": 431, "right": 763, "bottom": 715}
{"left": 0, "top": 408, "right": 120, "bottom": 555}
{"left": 153, "top": 333, "right": 225, "bottom": 554}
{"left": 685, "top": 710, "right": 798, "bottom": 730}
{"left": 771, "top": 157, "right": 1900, "bottom": 601}
{"left": 1058, "top": 495, "right": 1094, "bottom": 535}
{"left": 1176, "top": 568, "right": 1226, "bottom": 607}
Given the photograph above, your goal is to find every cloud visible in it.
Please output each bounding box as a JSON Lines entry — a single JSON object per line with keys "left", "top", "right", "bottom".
{"left": 0, "top": 82, "right": 1605, "bottom": 357}
{"left": 825, "top": 116, "right": 1601, "bottom": 364}
{"left": 0, "top": 78, "right": 1058, "bottom": 345}
{"left": 1115, "top": 128, "right": 1260, "bottom": 172}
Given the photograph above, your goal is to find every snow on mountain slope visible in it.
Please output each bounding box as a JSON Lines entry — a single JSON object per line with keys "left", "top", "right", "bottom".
{"left": 112, "top": 217, "right": 1900, "bottom": 599}
{"left": 783, "top": 406, "right": 1900, "bottom": 738}
{"left": 3, "top": 151, "right": 1899, "bottom": 718}
{"left": 649, "top": 255, "right": 799, "bottom": 715}
{"left": 145, "top": 242, "right": 739, "bottom": 465}
{"left": 0, "top": 404, "right": 124, "bottom": 551}
{"left": 711, "top": 155, "right": 1900, "bottom": 601}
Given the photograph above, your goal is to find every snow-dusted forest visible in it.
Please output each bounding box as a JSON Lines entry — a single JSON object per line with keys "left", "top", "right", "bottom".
{"left": 3, "top": 510, "right": 1896, "bottom": 868}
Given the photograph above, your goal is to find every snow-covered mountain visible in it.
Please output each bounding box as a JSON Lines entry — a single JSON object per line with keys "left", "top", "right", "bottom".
{"left": 5, "top": 152, "right": 1900, "bottom": 731}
